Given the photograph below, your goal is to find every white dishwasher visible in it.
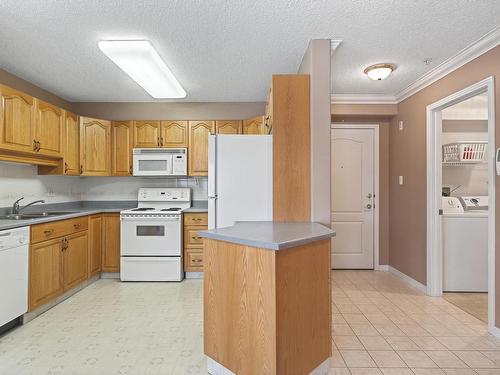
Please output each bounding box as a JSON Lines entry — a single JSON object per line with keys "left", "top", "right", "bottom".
{"left": 0, "top": 226, "right": 29, "bottom": 327}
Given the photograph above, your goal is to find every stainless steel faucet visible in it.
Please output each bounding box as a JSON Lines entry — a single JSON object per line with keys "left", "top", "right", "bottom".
{"left": 11, "top": 197, "right": 45, "bottom": 215}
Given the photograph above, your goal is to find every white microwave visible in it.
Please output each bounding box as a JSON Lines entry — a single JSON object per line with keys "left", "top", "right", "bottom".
{"left": 133, "top": 148, "right": 187, "bottom": 176}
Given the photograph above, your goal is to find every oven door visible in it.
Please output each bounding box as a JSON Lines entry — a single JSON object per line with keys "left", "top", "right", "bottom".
{"left": 120, "top": 216, "right": 181, "bottom": 256}
{"left": 133, "top": 154, "right": 173, "bottom": 176}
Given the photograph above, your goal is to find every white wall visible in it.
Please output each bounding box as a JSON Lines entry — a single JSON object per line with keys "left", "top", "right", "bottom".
{"left": 0, "top": 161, "right": 208, "bottom": 207}
{"left": 442, "top": 120, "right": 488, "bottom": 196}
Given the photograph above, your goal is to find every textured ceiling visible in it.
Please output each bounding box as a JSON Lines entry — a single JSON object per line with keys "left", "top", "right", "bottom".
{"left": 0, "top": 0, "right": 498, "bottom": 102}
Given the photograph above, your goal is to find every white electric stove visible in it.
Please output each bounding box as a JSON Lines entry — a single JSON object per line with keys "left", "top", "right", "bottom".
{"left": 120, "top": 188, "right": 191, "bottom": 282}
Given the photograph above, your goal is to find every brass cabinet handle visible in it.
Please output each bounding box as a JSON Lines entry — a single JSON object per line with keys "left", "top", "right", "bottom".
{"left": 37, "top": 141, "right": 41, "bottom": 151}
{"left": 129, "top": 165, "right": 133, "bottom": 175}
{"left": 192, "top": 259, "right": 202, "bottom": 263}
{"left": 157, "top": 137, "right": 161, "bottom": 146}
{"left": 44, "top": 229, "right": 54, "bottom": 236}
{"left": 61, "top": 238, "right": 69, "bottom": 251}
{"left": 160, "top": 137, "right": 164, "bottom": 146}
{"left": 74, "top": 223, "right": 81, "bottom": 229}
{"left": 192, "top": 218, "right": 202, "bottom": 222}
{"left": 191, "top": 236, "right": 202, "bottom": 240}
{"left": 64, "top": 162, "right": 69, "bottom": 174}
{"left": 80, "top": 165, "right": 83, "bottom": 174}
{"left": 33, "top": 139, "right": 40, "bottom": 151}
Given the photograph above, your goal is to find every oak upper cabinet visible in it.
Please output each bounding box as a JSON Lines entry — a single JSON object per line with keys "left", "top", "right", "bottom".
{"left": 215, "top": 120, "right": 242, "bottom": 134}
{"left": 188, "top": 120, "right": 215, "bottom": 176}
{"left": 34, "top": 100, "right": 64, "bottom": 157}
{"left": 0, "top": 84, "right": 36, "bottom": 154}
{"left": 102, "top": 214, "right": 120, "bottom": 272}
{"left": 161, "top": 120, "right": 188, "bottom": 147}
{"left": 80, "top": 117, "right": 111, "bottom": 176}
{"left": 63, "top": 112, "right": 80, "bottom": 175}
{"left": 89, "top": 215, "right": 102, "bottom": 277}
{"left": 133, "top": 120, "right": 161, "bottom": 148}
{"left": 112, "top": 121, "right": 133, "bottom": 176}
{"left": 63, "top": 231, "right": 89, "bottom": 291}
{"left": 243, "top": 116, "right": 266, "bottom": 135}
{"left": 29, "top": 238, "right": 64, "bottom": 310}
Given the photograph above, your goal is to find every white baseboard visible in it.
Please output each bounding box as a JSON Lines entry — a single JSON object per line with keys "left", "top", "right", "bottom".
{"left": 388, "top": 266, "right": 427, "bottom": 294}
{"left": 489, "top": 325, "right": 500, "bottom": 339}
{"left": 376, "top": 265, "right": 389, "bottom": 271}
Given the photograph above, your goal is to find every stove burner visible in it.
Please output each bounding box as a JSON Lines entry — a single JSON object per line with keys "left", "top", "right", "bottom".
{"left": 131, "top": 207, "right": 155, "bottom": 211}
{"left": 161, "top": 208, "right": 181, "bottom": 212}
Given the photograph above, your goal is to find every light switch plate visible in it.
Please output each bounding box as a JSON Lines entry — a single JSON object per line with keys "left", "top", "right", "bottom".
{"left": 399, "top": 176, "right": 404, "bottom": 185}
{"left": 399, "top": 121, "right": 404, "bottom": 131}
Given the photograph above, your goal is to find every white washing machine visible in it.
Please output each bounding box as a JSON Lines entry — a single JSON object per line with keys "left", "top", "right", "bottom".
{"left": 442, "top": 196, "right": 488, "bottom": 292}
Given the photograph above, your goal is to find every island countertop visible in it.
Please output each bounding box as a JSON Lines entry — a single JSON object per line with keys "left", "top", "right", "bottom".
{"left": 198, "top": 221, "right": 335, "bottom": 250}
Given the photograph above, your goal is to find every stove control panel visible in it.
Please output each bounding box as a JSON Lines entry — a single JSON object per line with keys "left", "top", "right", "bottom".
{"left": 138, "top": 188, "right": 191, "bottom": 202}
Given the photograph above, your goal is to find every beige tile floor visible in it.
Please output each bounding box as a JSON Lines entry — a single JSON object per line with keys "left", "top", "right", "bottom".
{"left": 330, "top": 270, "right": 499, "bottom": 375}
{"left": 0, "top": 270, "right": 498, "bottom": 375}
{"left": 443, "top": 293, "right": 488, "bottom": 323}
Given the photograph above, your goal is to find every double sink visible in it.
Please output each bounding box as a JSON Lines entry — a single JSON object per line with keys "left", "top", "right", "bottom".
{"left": 0, "top": 211, "right": 78, "bottom": 220}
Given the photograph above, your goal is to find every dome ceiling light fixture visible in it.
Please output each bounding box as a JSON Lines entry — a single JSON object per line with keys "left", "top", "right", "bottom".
{"left": 363, "top": 63, "right": 396, "bottom": 81}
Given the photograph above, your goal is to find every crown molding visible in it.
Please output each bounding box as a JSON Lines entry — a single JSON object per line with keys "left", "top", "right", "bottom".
{"left": 331, "top": 26, "right": 499, "bottom": 105}
{"left": 396, "top": 26, "right": 500, "bottom": 102}
{"left": 330, "top": 39, "right": 343, "bottom": 55}
{"left": 331, "top": 94, "right": 398, "bottom": 105}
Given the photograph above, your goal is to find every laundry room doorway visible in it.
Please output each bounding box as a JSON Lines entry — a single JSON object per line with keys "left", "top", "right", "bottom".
{"left": 426, "top": 77, "right": 496, "bottom": 333}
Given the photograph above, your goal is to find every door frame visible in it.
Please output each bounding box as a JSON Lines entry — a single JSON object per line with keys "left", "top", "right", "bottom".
{"left": 426, "top": 76, "right": 496, "bottom": 334}
{"left": 331, "top": 123, "right": 381, "bottom": 270}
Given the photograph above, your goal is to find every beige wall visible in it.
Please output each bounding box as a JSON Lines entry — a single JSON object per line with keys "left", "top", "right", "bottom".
{"left": 298, "top": 39, "right": 332, "bottom": 226}
{"left": 72, "top": 101, "right": 266, "bottom": 121}
{"left": 331, "top": 116, "right": 391, "bottom": 265}
{"left": 0, "top": 68, "right": 266, "bottom": 120}
{"left": 0, "top": 68, "right": 73, "bottom": 111}
{"left": 332, "top": 103, "right": 398, "bottom": 117}
{"left": 389, "top": 47, "right": 499, "bottom": 323}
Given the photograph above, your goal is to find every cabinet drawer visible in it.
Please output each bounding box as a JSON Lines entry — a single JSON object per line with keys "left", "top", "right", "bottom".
{"left": 183, "top": 212, "right": 208, "bottom": 226}
{"left": 184, "top": 226, "right": 206, "bottom": 247}
{"left": 185, "top": 249, "right": 203, "bottom": 271}
{"left": 31, "top": 217, "right": 88, "bottom": 243}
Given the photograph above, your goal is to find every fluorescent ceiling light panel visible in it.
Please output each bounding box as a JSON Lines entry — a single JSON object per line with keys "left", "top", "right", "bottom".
{"left": 98, "top": 40, "right": 186, "bottom": 99}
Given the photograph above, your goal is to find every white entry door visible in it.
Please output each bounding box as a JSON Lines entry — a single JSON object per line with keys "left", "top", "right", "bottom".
{"left": 331, "top": 127, "right": 375, "bottom": 269}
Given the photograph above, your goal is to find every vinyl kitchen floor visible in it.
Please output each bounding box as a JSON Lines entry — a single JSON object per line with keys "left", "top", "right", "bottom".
{"left": 0, "top": 271, "right": 498, "bottom": 375}
{"left": 443, "top": 292, "right": 488, "bottom": 324}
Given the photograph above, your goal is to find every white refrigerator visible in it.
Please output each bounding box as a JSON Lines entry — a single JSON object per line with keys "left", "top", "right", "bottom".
{"left": 208, "top": 134, "right": 273, "bottom": 229}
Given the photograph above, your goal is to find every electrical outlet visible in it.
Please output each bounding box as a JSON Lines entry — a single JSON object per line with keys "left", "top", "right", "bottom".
{"left": 399, "top": 121, "right": 404, "bottom": 131}
{"left": 399, "top": 176, "right": 404, "bottom": 185}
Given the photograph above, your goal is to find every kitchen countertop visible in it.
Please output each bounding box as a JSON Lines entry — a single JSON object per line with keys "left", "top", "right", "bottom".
{"left": 198, "top": 221, "right": 335, "bottom": 250}
{"left": 0, "top": 200, "right": 208, "bottom": 231}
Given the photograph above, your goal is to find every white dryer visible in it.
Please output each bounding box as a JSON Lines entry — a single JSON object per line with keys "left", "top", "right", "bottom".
{"left": 441, "top": 196, "right": 488, "bottom": 292}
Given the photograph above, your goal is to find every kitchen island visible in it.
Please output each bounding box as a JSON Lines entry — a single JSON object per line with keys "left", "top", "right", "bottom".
{"left": 199, "top": 221, "right": 335, "bottom": 375}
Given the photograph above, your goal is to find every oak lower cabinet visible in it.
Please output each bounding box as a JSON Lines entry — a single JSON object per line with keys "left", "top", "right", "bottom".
{"left": 183, "top": 212, "right": 208, "bottom": 272}
{"left": 102, "top": 214, "right": 120, "bottom": 272}
{"left": 188, "top": 121, "right": 215, "bottom": 176}
{"left": 80, "top": 117, "right": 111, "bottom": 176}
{"left": 29, "top": 218, "right": 89, "bottom": 311}
{"left": 88, "top": 215, "right": 102, "bottom": 276}
{"left": 63, "top": 231, "right": 89, "bottom": 291}
{"left": 112, "top": 121, "right": 133, "bottom": 176}
{"left": 29, "top": 238, "right": 64, "bottom": 311}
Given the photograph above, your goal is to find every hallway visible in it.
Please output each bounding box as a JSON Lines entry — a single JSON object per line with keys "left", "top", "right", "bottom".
{"left": 331, "top": 270, "right": 498, "bottom": 374}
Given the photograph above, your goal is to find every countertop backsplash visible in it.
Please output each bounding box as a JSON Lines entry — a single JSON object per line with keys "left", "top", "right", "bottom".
{"left": 0, "top": 161, "right": 208, "bottom": 208}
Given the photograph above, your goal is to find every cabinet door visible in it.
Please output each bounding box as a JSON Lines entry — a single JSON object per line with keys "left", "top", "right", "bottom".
{"left": 64, "top": 112, "right": 80, "bottom": 175}
{"left": 133, "top": 120, "right": 160, "bottom": 148}
{"left": 112, "top": 121, "right": 133, "bottom": 176}
{"left": 80, "top": 117, "right": 111, "bottom": 176}
{"left": 216, "top": 120, "right": 242, "bottom": 134}
{"left": 0, "top": 84, "right": 36, "bottom": 153}
{"left": 161, "top": 121, "right": 188, "bottom": 147}
{"left": 89, "top": 215, "right": 102, "bottom": 277}
{"left": 243, "top": 116, "right": 265, "bottom": 135}
{"left": 29, "top": 238, "right": 63, "bottom": 311}
{"left": 188, "top": 121, "right": 215, "bottom": 176}
{"left": 63, "top": 231, "right": 89, "bottom": 291}
{"left": 35, "top": 100, "right": 64, "bottom": 157}
{"left": 102, "top": 214, "right": 120, "bottom": 272}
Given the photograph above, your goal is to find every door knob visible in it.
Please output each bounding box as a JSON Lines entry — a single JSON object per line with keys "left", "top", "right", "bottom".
{"left": 367, "top": 193, "right": 373, "bottom": 199}
{"left": 366, "top": 204, "right": 372, "bottom": 209}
